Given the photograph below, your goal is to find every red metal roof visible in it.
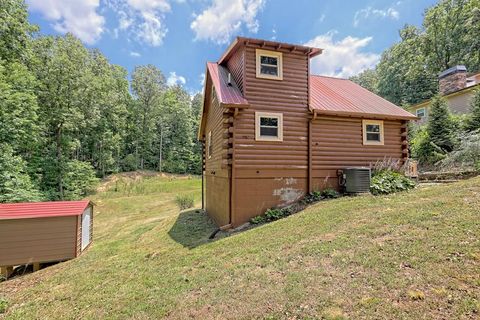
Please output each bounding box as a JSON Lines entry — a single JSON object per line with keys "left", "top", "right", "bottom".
{"left": 310, "top": 75, "right": 417, "bottom": 120}
{"left": 207, "top": 62, "right": 249, "bottom": 107}
{"left": 0, "top": 200, "right": 91, "bottom": 220}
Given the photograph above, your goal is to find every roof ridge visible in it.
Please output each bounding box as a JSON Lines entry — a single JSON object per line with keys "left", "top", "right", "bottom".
{"left": 310, "top": 74, "right": 349, "bottom": 81}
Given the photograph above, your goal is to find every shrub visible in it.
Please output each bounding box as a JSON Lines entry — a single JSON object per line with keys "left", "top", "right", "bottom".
{"left": 440, "top": 131, "right": 480, "bottom": 171}
{"left": 370, "top": 170, "right": 416, "bottom": 195}
{"left": 175, "top": 194, "right": 194, "bottom": 210}
{"left": 264, "top": 208, "right": 284, "bottom": 221}
{"left": 62, "top": 160, "right": 99, "bottom": 200}
{"left": 250, "top": 215, "right": 266, "bottom": 224}
{"left": 321, "top": 188, "right": 340, "bottom": 199}
{"left": 0, "top": 298, "right": 7, "bottom": 314}
{"left": 303, "top": 190, "right": 322, "bottom": 204}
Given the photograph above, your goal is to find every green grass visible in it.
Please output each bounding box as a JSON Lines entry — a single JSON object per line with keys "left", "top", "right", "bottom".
{"left": 1, "top": 173, "right": 479, "bottom": 319}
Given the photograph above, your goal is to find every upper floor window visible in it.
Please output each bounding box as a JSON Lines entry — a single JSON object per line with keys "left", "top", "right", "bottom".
{"left": 362, "top": 120, "right": 384, "bottom": 145}
{"left": 255, "top": 112, "right": 283, "bottom": 141}
{"left": 256, "top": 49, "right": 283, "bottom": 80}
{"left": 416, "top": 107, "right": 426, "bottom": 118}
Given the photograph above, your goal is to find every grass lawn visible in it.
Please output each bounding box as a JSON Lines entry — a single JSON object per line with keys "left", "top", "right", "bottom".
{"left": 1, "top": 173, "right": 479, "bottom": 319}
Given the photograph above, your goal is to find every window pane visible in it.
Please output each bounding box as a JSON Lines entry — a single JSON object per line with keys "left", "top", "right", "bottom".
{"left": 366, "top": 124, "right": 380, "bottom": 133}
{"left": 260, "top": 65, "right": 278, "bottom": 76}
{"left": 260, "top": 56, "right": 277, "bottom": 65}
{"left": 260, "top": 126, "right": 278, "bottom": 137}
{"left": 366, "top": 133, "right": 380, "bottom": 141}
{"left": 416, "top": 109, "right": 425, "bottom": 117}
{"left": 260, "top": 117, "right": 278, "bottom": 127}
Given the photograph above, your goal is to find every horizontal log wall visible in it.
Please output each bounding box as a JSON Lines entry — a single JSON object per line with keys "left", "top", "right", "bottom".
{"left": 232, "top": 44, "right": 310, "bottom": 225}
{"left": 204, "top": 80, "right": 231, "bottom": 225}
{"left": 311, "top": 116, "right": 404, "bottom": 190}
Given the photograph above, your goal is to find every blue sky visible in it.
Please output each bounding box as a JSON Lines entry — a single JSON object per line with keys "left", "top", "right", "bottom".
{"left": 26, "top": 0, "right": 438, "bottom": 94}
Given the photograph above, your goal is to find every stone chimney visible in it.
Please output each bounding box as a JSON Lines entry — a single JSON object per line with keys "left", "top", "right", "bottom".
{"left": 438, "top": 65, "right": 467, "bottom": 95}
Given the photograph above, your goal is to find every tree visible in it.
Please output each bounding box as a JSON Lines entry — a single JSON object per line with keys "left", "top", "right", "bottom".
{"left": 0, "top": 144, "right": 43, "bottom": 202}
{"left": 0, "top": 60, "right": 39, "bottom": 156}
{"left": 423, "top": 0, "right": 480, "bottom": 73}
{"left": 350, "top": 69, "right": 378, "bottom": 94}
{"left": 30, "top": 34, "right": 92, "bottom": 199}
{"left": 466, "top": 88, "right": 480, "bottom": 131}
{"left": 427, "top": 95, "right": 457, "bottom": 153}
{"left": 0, "top": 0, "right": 37, "bottom": 62}
{"left": 130, "top": 65, "right": 167, "bottom": 169}
{"left": 376, "top": 25, "right": 437, "bottom": 105}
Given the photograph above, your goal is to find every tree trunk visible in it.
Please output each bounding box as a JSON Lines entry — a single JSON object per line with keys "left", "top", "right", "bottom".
{"left": 158, "top": 126, "right": 163, "bottom": 172}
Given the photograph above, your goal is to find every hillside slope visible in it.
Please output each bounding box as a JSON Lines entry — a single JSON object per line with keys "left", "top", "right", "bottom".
{"left": 1, "top": 175, "right": 479, "bottom": 319}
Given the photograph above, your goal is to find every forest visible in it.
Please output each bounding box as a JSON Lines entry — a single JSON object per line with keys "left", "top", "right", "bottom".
{"left": 1, "top": 0, "right": 202, "bottom": 202}
{"left": 1, "top": 0, "right": 480, "bottom": 203}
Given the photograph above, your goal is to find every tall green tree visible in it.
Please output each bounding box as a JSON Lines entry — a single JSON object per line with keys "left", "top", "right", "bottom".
{"left": 0, "top": 0, "right": 37, "bottom": 62}
{"left": 376, "top": 25, "right": 437, "bottom": 105}
{"left": 427, "top": 95, "right": 457, "bottom": 152}
{"left": 30, "top": 34, "right": 93, "bottom": 199}
{"left": 130, "top": 65, "right": 167, "bottom": 169}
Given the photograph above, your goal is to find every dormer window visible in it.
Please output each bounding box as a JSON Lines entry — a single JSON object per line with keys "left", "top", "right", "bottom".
{"left": 256, "top": 49, "right": 283, "bottom": 80}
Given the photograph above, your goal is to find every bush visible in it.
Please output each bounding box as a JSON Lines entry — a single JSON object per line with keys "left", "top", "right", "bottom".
{"left": 175, "top": 194, "right": 194, "bottom": 210}
{"left": 264, "top": 208, "right": 284, "bottom": 221}
{"left": 321, "top": 188, "right": 339, "bottom": 199}
{"left": 440, "top": 131, "right": 480, "bottom": 171}
{"left": 250, "top": 215, "right": 266, "bottom": 224}
{"left": 370, "top": 170, "right": 416, "bottom": 195}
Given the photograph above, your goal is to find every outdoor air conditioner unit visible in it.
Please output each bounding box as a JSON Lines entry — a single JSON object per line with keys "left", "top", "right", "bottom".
{"left": 344, "top": 167, "right": 371, "bottom": 194}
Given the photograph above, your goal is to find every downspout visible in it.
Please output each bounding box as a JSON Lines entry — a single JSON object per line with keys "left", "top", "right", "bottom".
{"left": 201, "top": 141, "right": 205, "bottom": 210}
{"left": 308, "top": 110, "right": 317, "bottom": 193}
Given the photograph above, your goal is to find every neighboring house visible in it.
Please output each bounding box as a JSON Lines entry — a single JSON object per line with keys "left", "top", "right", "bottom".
{"left": 198, "top": 37, "right": 417, "bottom": 228}
{"left": 407, "top": 65, "right": 480, "bottom": 122}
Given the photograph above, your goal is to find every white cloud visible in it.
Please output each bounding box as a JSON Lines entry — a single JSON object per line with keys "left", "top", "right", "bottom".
{"left": 305, "top": 31, "right": 380, "bottom": 78}
{"left": 130, "top": 51, "right": 141, "bottom": 57}
{"left": 353, "top": 6, "right": 399, "bottom": 27}
{"left": 108, "top": 0, "right": 170, "bottom": 46}
{"left": 167, "top": 72, "right": 187, "bottom": 86}
{"left": 200, "top": 73, "right": 206, "bottom": 86}
{"left": 318, "top": 13, "right": 326, "bottom": 23}
{"left": 27, "top": 0, "right": 105, "bottom": 44}
{"left": 191, "top": 0, "right": 265, "bottom": 44}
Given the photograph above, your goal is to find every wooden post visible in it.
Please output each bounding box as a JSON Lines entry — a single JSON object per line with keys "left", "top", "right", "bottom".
{"left": 1, "top": 266, "right": 13, "bottom": 279}
{"left": 33, "top": 263, "right": 41, "bottom": 272}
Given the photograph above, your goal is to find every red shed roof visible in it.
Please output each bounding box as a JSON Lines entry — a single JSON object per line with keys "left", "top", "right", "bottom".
{"left": 0, "top": 200, "right": 91, "bottom": 220}
{"left": 310, "top": 75, "right": 417, "bottom": 120}
{"left": 207, "top": 62, "right": 249, "bottom": 107}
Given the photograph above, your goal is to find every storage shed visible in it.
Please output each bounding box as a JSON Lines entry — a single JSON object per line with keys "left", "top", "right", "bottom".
{"left": 0, "top": 200, "right": 93, "bottom": 278}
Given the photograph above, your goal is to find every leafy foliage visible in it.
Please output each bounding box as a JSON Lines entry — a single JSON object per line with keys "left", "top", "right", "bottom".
{"left": 466, "top": 88, "right": 480, "bottom": 132}
{"left": 440, "top": 131, "right": 480, "bottom": 171}
{"left": 370, "top": 170, "right": 416, "bottom": 195}
{"left": 0, "top": 1, "right": 203, "bottom": 202}
{"left": 0, "top": 144, "right": 43, "bottom": 202}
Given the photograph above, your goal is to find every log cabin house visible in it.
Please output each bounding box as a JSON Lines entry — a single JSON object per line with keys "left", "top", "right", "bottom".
{"left": 198, "top": 37, "right": 417, "bottom": 228}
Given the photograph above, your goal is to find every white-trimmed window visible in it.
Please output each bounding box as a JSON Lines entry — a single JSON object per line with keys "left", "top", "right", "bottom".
{"left": 256, "top": 49, "right": 283, "bottom": 80}
{"left": 416, "top": 107, "right": 426, "bottom": 118}
{"left": 207, "top": 131, "right": 212, "bottom": 159}
{"left": 362, "top": 120, "right": 384, "bottom": 145}
{"left": 255, "top": 112, "right": 283, "bottom": 141}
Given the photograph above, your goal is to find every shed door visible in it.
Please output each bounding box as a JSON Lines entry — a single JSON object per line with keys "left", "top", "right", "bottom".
{"left": 81, "top": 207, "right": 91, "bottom": 250}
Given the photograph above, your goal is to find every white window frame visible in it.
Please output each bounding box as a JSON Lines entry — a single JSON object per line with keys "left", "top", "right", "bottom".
{"left": 255, "top": 112, "right": 283, "bottom": 141}
{"left": 256, "top": 49, "right": 283, "bottom": 80}
{"left": 362, "top": 120, "right": 384, "bottom": 145}
{"left": 207, "top": 131, "right": 212, "bottom": 159}
{"left": 416, "top": 107, "right": 426, "bottom": 118}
